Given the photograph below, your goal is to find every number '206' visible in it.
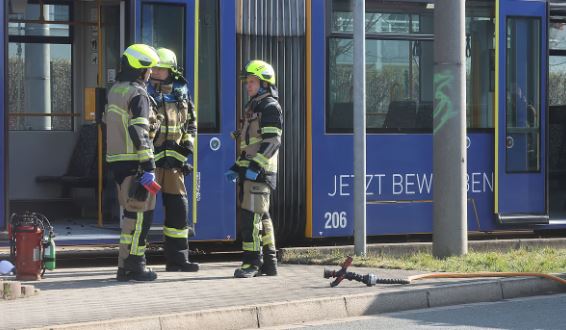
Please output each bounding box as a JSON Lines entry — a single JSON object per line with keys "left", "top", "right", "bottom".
{"left": 324, "top": 211, "right": 347, "bottom": 229}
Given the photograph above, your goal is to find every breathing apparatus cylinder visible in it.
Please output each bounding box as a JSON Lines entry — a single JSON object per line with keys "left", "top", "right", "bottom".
{"left": 44, "top": 237, "right": 56, "bottom": 270}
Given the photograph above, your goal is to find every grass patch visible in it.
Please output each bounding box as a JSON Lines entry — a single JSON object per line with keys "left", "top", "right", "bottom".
{"left": 282, "top": 248, "right": 566, "bottom": 273}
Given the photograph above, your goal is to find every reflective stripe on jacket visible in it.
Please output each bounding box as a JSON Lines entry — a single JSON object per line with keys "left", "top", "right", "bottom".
{"left": 149, "top": 79, "right": 196, "bottom": 169}
{"left": 105, "top": 81, "right": 155, "bottom": 171}
{"left": 234, "top": 92, "right": 283, "bottom": 189}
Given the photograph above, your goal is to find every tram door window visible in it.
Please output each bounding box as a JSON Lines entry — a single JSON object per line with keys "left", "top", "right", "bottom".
{"left": 505, "top": 17, "right": 541, "bottom": 173}
{"left": 196, "top": 0, "right": 219, "bottom": 132}
{"left": 141, "top": 4, "right": 185, "bottom": 73}
{"left": 549, "top": 20, "right": 566, "bottom": 218}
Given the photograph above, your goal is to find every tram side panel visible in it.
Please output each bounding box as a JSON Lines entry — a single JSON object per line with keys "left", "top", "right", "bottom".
{"left": 308, "top": 0, "right": 497, "bottom": 238}
{"left": 310, "top": 133, "right": 496, "bottom": 238}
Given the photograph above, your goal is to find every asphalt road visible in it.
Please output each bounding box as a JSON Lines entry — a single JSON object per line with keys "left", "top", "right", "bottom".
{"left": 264, "top": 294, "right": 566, "bottom": 330}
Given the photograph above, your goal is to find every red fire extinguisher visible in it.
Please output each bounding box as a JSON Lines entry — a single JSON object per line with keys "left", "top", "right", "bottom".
{"left": 9, "top": 212, "right": 55, "bottom": 281}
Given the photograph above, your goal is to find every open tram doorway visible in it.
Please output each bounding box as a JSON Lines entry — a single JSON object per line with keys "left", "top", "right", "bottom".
{"left": 549, "top": 4, "right": 566, "bottom": 222}
{"left": 6, "top": 0, "right": 126, "bottom": 242}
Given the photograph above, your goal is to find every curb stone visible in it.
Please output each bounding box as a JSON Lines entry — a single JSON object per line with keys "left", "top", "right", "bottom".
{"left": 1, "top": 279, "right": 39, "bottom": 300}
{"left": 29, "top": 274, "right": 566, "bottom": 330}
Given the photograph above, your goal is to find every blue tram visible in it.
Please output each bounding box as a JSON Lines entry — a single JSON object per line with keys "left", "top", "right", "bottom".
{"left": 0, "top": 0, "right": 564, "bottom": 245}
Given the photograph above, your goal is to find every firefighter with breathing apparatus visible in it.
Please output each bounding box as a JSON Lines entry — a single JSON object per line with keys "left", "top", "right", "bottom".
{"left": 226, "top": 60, "right": 283, "bottom": 278}
{"left": 148, "top": 48, "right": 199, "bottom": 272}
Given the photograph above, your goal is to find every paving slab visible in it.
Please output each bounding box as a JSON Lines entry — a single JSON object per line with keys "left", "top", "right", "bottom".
{"left": 1, "top": 262, "right": 564, "bottom": 330}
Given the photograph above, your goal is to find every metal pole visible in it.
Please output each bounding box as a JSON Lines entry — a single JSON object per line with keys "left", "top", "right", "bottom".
{"left": 24, "top": 4, "right": 51, "bottom": 130}
{"left": 432, "top": 0, "right": 468, "bottom": 258}
{"left": 353, "top": 0, "right": 366, "bottom": 256}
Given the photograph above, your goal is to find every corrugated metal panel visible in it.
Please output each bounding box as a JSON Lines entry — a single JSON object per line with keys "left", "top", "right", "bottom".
{"left": 238, "top": 0, "right": 305, "bottom": 37}
{"left": 237, "top": 0, "right": 306, "bottom": 243}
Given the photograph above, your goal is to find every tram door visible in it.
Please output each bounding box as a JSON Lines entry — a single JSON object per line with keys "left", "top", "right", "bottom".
{"left": 549, "top": 5, "right": 566, "bottom": 220}
{"left": 495, "top": 0, "right": 547, "bottom": 223}
{"left": 138, "top": 0, "right": 237, "bottom": 241}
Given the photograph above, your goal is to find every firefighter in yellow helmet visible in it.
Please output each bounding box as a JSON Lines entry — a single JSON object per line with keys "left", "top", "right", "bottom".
{"left": 226, "top": 60, "right": 283, "bottom": 278}
{"left": 148, "top": 48, "right": 199, "bottom": 272}
{"left": 105, "top": 44, "right": 161, "bottom": 281}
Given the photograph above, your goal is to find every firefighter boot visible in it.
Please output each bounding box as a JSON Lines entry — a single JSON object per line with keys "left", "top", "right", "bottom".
{"left": 116, "top": 268, "right": 132, "bottom": 282}
{"left": 260, "top": 249, "right": 278, "bottom": 276}
{"left": 164, "top": 243, "right": 199, "bottom": 272}
{"left": 166, "top": 261, "right": 199, "bottom": 272}
{"left": 234, "top": 251, "right": 261, "bottom": 278}
{"left": 122, "top": 255, "right": 157, "bottom": 281}
{"left": 234, "top": 264, "right": 260, "bottom": 278}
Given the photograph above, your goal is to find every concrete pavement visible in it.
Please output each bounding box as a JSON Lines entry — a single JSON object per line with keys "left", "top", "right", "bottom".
{"left": 1, "top": 238, "right": 566, "bottom": 329}
{"left": 0, "top": 261, "right": 564, "bottom": 330}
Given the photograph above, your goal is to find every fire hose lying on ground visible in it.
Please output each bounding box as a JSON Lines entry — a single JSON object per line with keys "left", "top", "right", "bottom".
{"left": 324, "top": 256, "right": 566, "bottom": 287}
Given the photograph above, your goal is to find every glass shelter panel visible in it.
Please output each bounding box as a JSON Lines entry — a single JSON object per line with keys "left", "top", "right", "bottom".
{"left": 505, "top": 17, "right": 541, "bottom": 172}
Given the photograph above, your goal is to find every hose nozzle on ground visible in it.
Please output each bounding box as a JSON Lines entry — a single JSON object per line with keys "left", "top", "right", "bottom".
{"left": 324, "top": 256, "right": 410, "bottom": 287}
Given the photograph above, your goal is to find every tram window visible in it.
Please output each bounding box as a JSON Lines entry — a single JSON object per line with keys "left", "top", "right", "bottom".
{"left": 328, "top": 38, "right": 434, "bottom": 133}
{"left": 505, "top": 17, "right": 541, "bottom": 173}
{"left": 328, "top": 1, "right": 434, "bottom": 133}
{"left": 549, "top": 55, "right": 566, "bottom": 106}
{"left": 550, "top": 22, "right": 566, "bottom": 51}
{"left": 331, "top": 2, "right": 433, "bottom": 34}
{"left": 327, "top": 1, "right": 495, "bottom": 133}
{"left": 466, "top": 15, "right": 495, "bottom": 129}
{"left": 197, "top": 0, "right": 219, "bottom": 132}
{"left": 7, "top": 2, "right": 73, "bottom": 131}
{"left": 549, "top": 23, "right": 566, "bottom": 106}
{"left": 8, "top": 3, "right": 70, "bottom": 37}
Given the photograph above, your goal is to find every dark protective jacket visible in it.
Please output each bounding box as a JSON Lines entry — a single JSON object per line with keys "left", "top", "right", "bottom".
{"left": 105, "top": 80, "right": 156, "bottom": 178}
{"left": 148, "top": 77, "right": 196, "bottom": 169}
{"left": 232, "top": 91, "right": 283, "bottom": 189}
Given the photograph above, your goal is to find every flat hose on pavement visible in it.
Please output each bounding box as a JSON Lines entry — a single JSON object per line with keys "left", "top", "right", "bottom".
{"left": 326, "top": 257, "right": 566, "bottom": 287}
{"left": 407, "top": 272, "right": 566, "bottom": 285}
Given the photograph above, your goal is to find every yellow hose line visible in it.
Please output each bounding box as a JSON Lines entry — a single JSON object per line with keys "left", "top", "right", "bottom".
{"left": 408, "top": 272, "right": 566, "bottom": 285}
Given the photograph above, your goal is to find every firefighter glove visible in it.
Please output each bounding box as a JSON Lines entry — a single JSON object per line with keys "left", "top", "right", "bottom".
{"left": 224, "top": 169, "right": 238, "bottom": 183}
{"left": 245, "top": 168, "right": 259, "bottom": 181}
{"left": 139, "top": 171, "right": 156, "bottom": 186}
